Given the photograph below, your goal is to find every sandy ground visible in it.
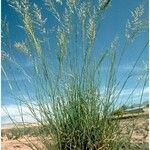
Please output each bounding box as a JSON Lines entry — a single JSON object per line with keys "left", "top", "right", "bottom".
{"left": 1, "top": 137, "right": 42, "bottom": 150}
{"left": 121, "top": 115, "right": 149, "bottom": 143}
{"left": 1, "top": 112, "right": 149, "bottom": 150}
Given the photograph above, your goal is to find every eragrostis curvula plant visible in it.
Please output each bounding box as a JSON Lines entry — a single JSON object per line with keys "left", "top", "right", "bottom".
{"left": 2, "top": 0, "right": 148, "bottom": 149}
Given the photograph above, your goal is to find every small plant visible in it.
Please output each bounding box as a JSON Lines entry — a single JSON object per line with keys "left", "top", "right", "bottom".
{"left": 2, "top": 0, "right": 148, "bottom": 149}
{"left": 111, "top": 108, "right": 124, "bottom": 116}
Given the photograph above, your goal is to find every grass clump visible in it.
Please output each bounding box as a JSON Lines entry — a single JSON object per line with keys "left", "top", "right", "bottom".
{"left": 2, "top": 0, "right": 148, "bottom": 149}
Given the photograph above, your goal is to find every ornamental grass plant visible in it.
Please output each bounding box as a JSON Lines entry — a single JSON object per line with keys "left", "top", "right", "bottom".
{"left": 2, "top": 0, "right": 148, "bottom": 149}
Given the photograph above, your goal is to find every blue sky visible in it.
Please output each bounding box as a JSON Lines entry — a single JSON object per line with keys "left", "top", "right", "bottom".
{"left": 1, "top": 0, "right": 149, "bottom": 124}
